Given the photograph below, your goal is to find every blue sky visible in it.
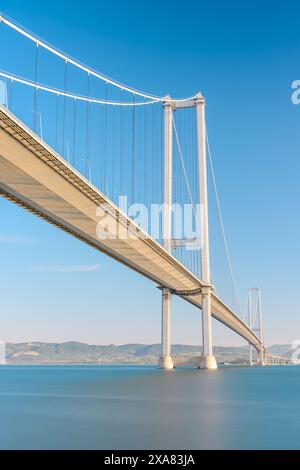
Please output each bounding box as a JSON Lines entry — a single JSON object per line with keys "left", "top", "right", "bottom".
{"left": 0, "top": 0, "right": 299, "bottom": 346}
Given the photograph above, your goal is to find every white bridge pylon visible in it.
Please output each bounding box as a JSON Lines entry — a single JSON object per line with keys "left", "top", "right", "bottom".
{"left": 159, "top": 94, "right": 217, "bottom": 370}
{"left": 247, "top": 287, "right": 265, "bottom": 366}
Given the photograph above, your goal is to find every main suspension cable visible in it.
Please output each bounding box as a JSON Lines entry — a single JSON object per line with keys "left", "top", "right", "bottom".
{"left": 0, "top": 71, "right": 159, "bottom": 106}
{"left": 206, "top": 130, "right": 243, "bottom": 317}
{"left": 0, "top": 12, "right": 199, "bottom": 103}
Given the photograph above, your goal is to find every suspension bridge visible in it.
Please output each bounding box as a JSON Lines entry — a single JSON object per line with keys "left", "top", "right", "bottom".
{"left": 0, "top": 13, "right": 292, "bottom": 368}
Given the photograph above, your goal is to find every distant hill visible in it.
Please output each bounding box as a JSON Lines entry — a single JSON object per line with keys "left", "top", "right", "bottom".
{"left": 268, "top": 344, "right": 294, "bottom": 356}
{"left": 4, "top": 342, "right": 293, "bottom": 365}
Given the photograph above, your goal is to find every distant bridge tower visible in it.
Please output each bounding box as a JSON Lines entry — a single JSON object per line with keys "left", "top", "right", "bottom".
{"left": 247, "top": 287, "right": 265, "bottom": 366}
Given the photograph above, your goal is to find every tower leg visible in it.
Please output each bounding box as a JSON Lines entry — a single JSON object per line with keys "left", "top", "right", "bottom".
{"left": 249, "top": 344, "right": 253, "bottom": 366}
{"left": 196, "top": 95, "right": 217, "bottom": 370}
{"left": 158, "top": 98, "right": 174, "bottom": 370}
{"left": 199, "top": 287, "right": 217, "bottom": 369}
{"left": 158, "top": 288, "right": 173, "bottom": 369}
{"left": 258, "top": 290, "right": 265, "bottom": 366}
{"left": 258, "top": 345, "right": 265, "bottom": 366}
{"left": 247, "top": 289, "right": 253, "bottom": 366}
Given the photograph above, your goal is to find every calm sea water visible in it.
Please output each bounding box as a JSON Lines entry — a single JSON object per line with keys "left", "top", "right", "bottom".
{"left": 0, "top": 364, "right": 299, "bottom": 449}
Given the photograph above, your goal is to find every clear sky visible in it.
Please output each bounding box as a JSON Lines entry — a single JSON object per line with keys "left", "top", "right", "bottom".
{"left": 0, "top": 0, "right": 299, "bottom": 347}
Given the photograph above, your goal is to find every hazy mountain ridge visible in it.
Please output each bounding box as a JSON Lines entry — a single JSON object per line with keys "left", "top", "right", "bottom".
{"left": 4, "top": 341, "right": 293, "bottom": 365}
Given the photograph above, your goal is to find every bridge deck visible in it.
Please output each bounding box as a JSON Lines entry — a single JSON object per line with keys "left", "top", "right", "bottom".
{"left": 0, "top": 106, "right": 262, "bottom": 350}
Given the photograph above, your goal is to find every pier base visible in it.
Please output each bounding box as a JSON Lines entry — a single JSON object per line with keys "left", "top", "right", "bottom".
{"left": 158, "top": 355, "right": 174, "bottom": 370}
{"left": 257, "top": 358, "right": 266, "bottom": 366}
{"left": 199, "top": 354, "right": 217, "bottom": 370}
{"left": 158, "top": 288, "right": 174, "bottom": 370}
